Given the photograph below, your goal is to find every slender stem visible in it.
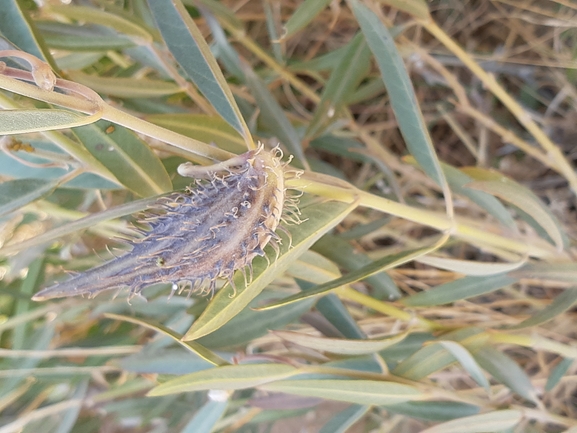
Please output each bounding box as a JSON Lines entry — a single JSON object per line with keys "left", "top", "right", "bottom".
{"left": 288, "top": 173, "right": 560, "bottom": 260}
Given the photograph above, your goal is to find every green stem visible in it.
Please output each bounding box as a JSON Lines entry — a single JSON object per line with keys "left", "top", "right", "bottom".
{"left": 288, "top": 172, "right": 560, "bottom": 260}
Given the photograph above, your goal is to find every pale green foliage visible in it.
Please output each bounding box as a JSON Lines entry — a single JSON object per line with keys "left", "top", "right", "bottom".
{"left": 0, "top": 1, "right": 576, "bottom": 432}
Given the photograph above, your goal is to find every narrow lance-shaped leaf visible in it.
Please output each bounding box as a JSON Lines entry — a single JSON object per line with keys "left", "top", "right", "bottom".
{"left": 103, "top": 313, "right": 228, "bottom": 367}
{"left": 148, "top": 363, "right": 297, "bottom": 396}
{"left": 383, "top": 401, "right": 480, "bottom": 422}
{"left": 283, "top": 0, "right": 333, "bottom": 38}
{"left": 0, "top": 171, "right": 79, "bottom": 217}
{"left": 318, "top": 404, "right": 369, "bottom": 433}
{"left": 46, "top": 5, "right": 153, "bottom": 42}
{"left": 243, "top": 65, "right": 308, "bottom": 168}
{"left": 1, "top": 0, "right": 60, "bottom": 72}
{"left": 66, "top": 71, "right": 181, "bottom": 99}
{"left": 464, "top": 171, "right": 565, "bottom": 250}
{"left": 261, "top": 379, "right": 422, "bottom": 406}
{"left": 402, "top": 274, "right": 518, "bottom": 307}
{"left": 436, "top": 341, "right": 490, "bottom": 391}
{"left": 415, "top": 255, "right": 525, "bottom": 276}
{"left": 144, "top": 113, "right": 245, "bottom": 154}
{"left": 313, "top": 234, "right": 400, "bottom": 300}
{"left": 257, "top": 245, "right": 435, "bottom": 311}
{"left": 509, "top": 287, "right": 577, "bottom": 329}
{"left": 410, "top": 158, "right": 516, "bottom": 230}
{"left": 472, "top": 346, "right": 537, "bottom": 403}
{"left": 273, "top": 330, "right": 407, "bottom": 355}
{"left": 196, "top": 292, "right": 316, "bottom": 349}
{"left": 181, "top": 400, "right": 228, "bottom": 433}
{"left": 0, "top": 109, "right": 101, "bottom": 135}
{"left": 0, "top": 179, "right": 57, "bottom": 217}
{"left": 147, "top": 0, "right": 253, "bottom": 147}
{"left": 393, "top": 328, "right": 488, "bottom": 380}
{"left": 306, "top": 32, "right": 371, "bottom": 140}
{"left": 286, "top": 253, "right": 366, "bottom": 339}
{"left": 73, "top": 120, "right": 172, "bottom": 197}
{"left": 352, "top": 1, "right": 447, "bottom": 189}
{"left": 419, "top": 410, "right": 522, "bottom": 433}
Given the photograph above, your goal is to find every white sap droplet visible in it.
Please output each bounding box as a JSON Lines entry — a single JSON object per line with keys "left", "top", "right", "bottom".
{"left": 208, "top": 389, "right": 230, "bottom": 402}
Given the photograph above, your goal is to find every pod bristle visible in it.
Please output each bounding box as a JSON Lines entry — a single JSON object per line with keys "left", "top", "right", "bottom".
{"left": 33, "top": 145, "right": 298, "bottom": 301}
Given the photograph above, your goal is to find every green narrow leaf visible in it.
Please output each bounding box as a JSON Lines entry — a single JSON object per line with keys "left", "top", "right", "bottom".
{"left": 511, "top": 262, "right": 577, "bottom": 283}
{"left": 243, "top": 66, "right": 308, "bottom": 167}
{"left": 273, "top": 330, "right": 407, "bottom": 355}
{"left": 510, "top": 287, "right": 577, "bottom": 329}
{"left": 0, "top": 0, "right": 59, "bottom": 72}
{"left": 318, "top": 404, "right": 369, "bottom": 433}
{"left": 0, "top": 109, "right": 97, "bottom": 135}
{"left": 1, "top": 195, "right": 158, "bottom": 256}
{"left": 545, "top": 358, "right": 573, "bottom": 391}
{"left": 67, "top": 71, "right": 181, "bottom": 99}
{"left": 287, "top": 250, "right": 344, "bottom": 284}
{"left": 195, "top": 0, "right": 244, "bottom": 30}
{"left": 181, "top": 400, "right": 228, "bottom": 433}
{"left": 148, "top": 363, "right": 297, "bottom": 396}
{"left": 203, "top": 10, "right": 244, "bottom": 80}
{"left": 465, "top": 177, "right": 565, "bottom": 251}
{"left": 53, "top": 52, "right": 103, "bottom": 70}
{"left": 144, "top": 113, "right": 246, "bottom": 153}
{"left": 263, "top": 0, "right": 283, "bottom": 63}
{"left": 393, "top": 328, "right": 487, "bottom": 380}
{"left": 119, "top": 348, "right": 213, "bottom": 375}
{"left": 261, "top": 379, "right": 422, "bottom": 406}
{"left": 306, "top": 33, "right": 371, "bottom": 139}
{"left": 438, "top": 162, "right": 516, "bottom": 229}
{"left": 352, "top": 0, "right": 446, "bottom": 188}
{"left": 37, "top": 21, "right": 136, "bottom": 51}
{"left": 472, "top": 346, "right": 537, "bottom": 402}
{"left": 402, "top": 274, "right": 518, "bottom": 307}
{"left": 392, "top": 342, "right": 454, "bottom": 380}
{"left": 12, "top": 258, "right": 46, "bottom": 351}
{"left": 53, "top": 380, "right": 88, "bottom": 433}
{"left": 147, "top": 0, "right": 252, "bottom": 145}
{"left": 258, "top": 245, "right": 433, "bottom": 311}
{"left": 197, "top": 293, "right": 316, "bottom": 349}
{"left": 315, "top": 293, "right": 366, "bottom": 340}
{"left": 419, "top": 410, "right": 522, "bottom": 433}
{"left": 47, "top": 5, "right": 153, "bottom": 42}
{"left": 287, "top": 252, "right": 366, "bottom": 338}
{"left": 416, "top": 256, "right": 525, "bottom": 276}
{"left": 0, "top": 177, "right": 64, "bottom": 217}
{"left": 436, "top": 341, "right": 490, "bottom": 391}
{"left": 313, "top": 234, "right": 400, "bottom": 300}
{"left": 73, "top": 120, "right": 172, "bottom": 197}
{"left": 103, "top": 313, "right": 228, "bottom": 367}
{"left": 384, "top": 401, "right": 480, "bottom": 422}
{"left": 4, "top": 298, "right": 54, "bottom": 398}
{"left": 284, "top": 0, "right": 332, "bottom": 38}
{"left": 182, "top": 200, "right": 357, "bottom": 340}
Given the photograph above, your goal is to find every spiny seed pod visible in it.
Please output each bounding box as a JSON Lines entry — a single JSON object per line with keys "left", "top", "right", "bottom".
{"left": 33, "top": 145, "right": 297, "bottom": 301}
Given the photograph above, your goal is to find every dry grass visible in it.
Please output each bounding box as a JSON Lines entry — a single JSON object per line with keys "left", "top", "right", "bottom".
{"left": 0, "top": 0, "right": 576, "bottom": 432}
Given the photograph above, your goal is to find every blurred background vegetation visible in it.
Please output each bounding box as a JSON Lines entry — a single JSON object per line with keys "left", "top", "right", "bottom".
{"left": 0, "top": 0, "right": 576, "bottom": 432}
